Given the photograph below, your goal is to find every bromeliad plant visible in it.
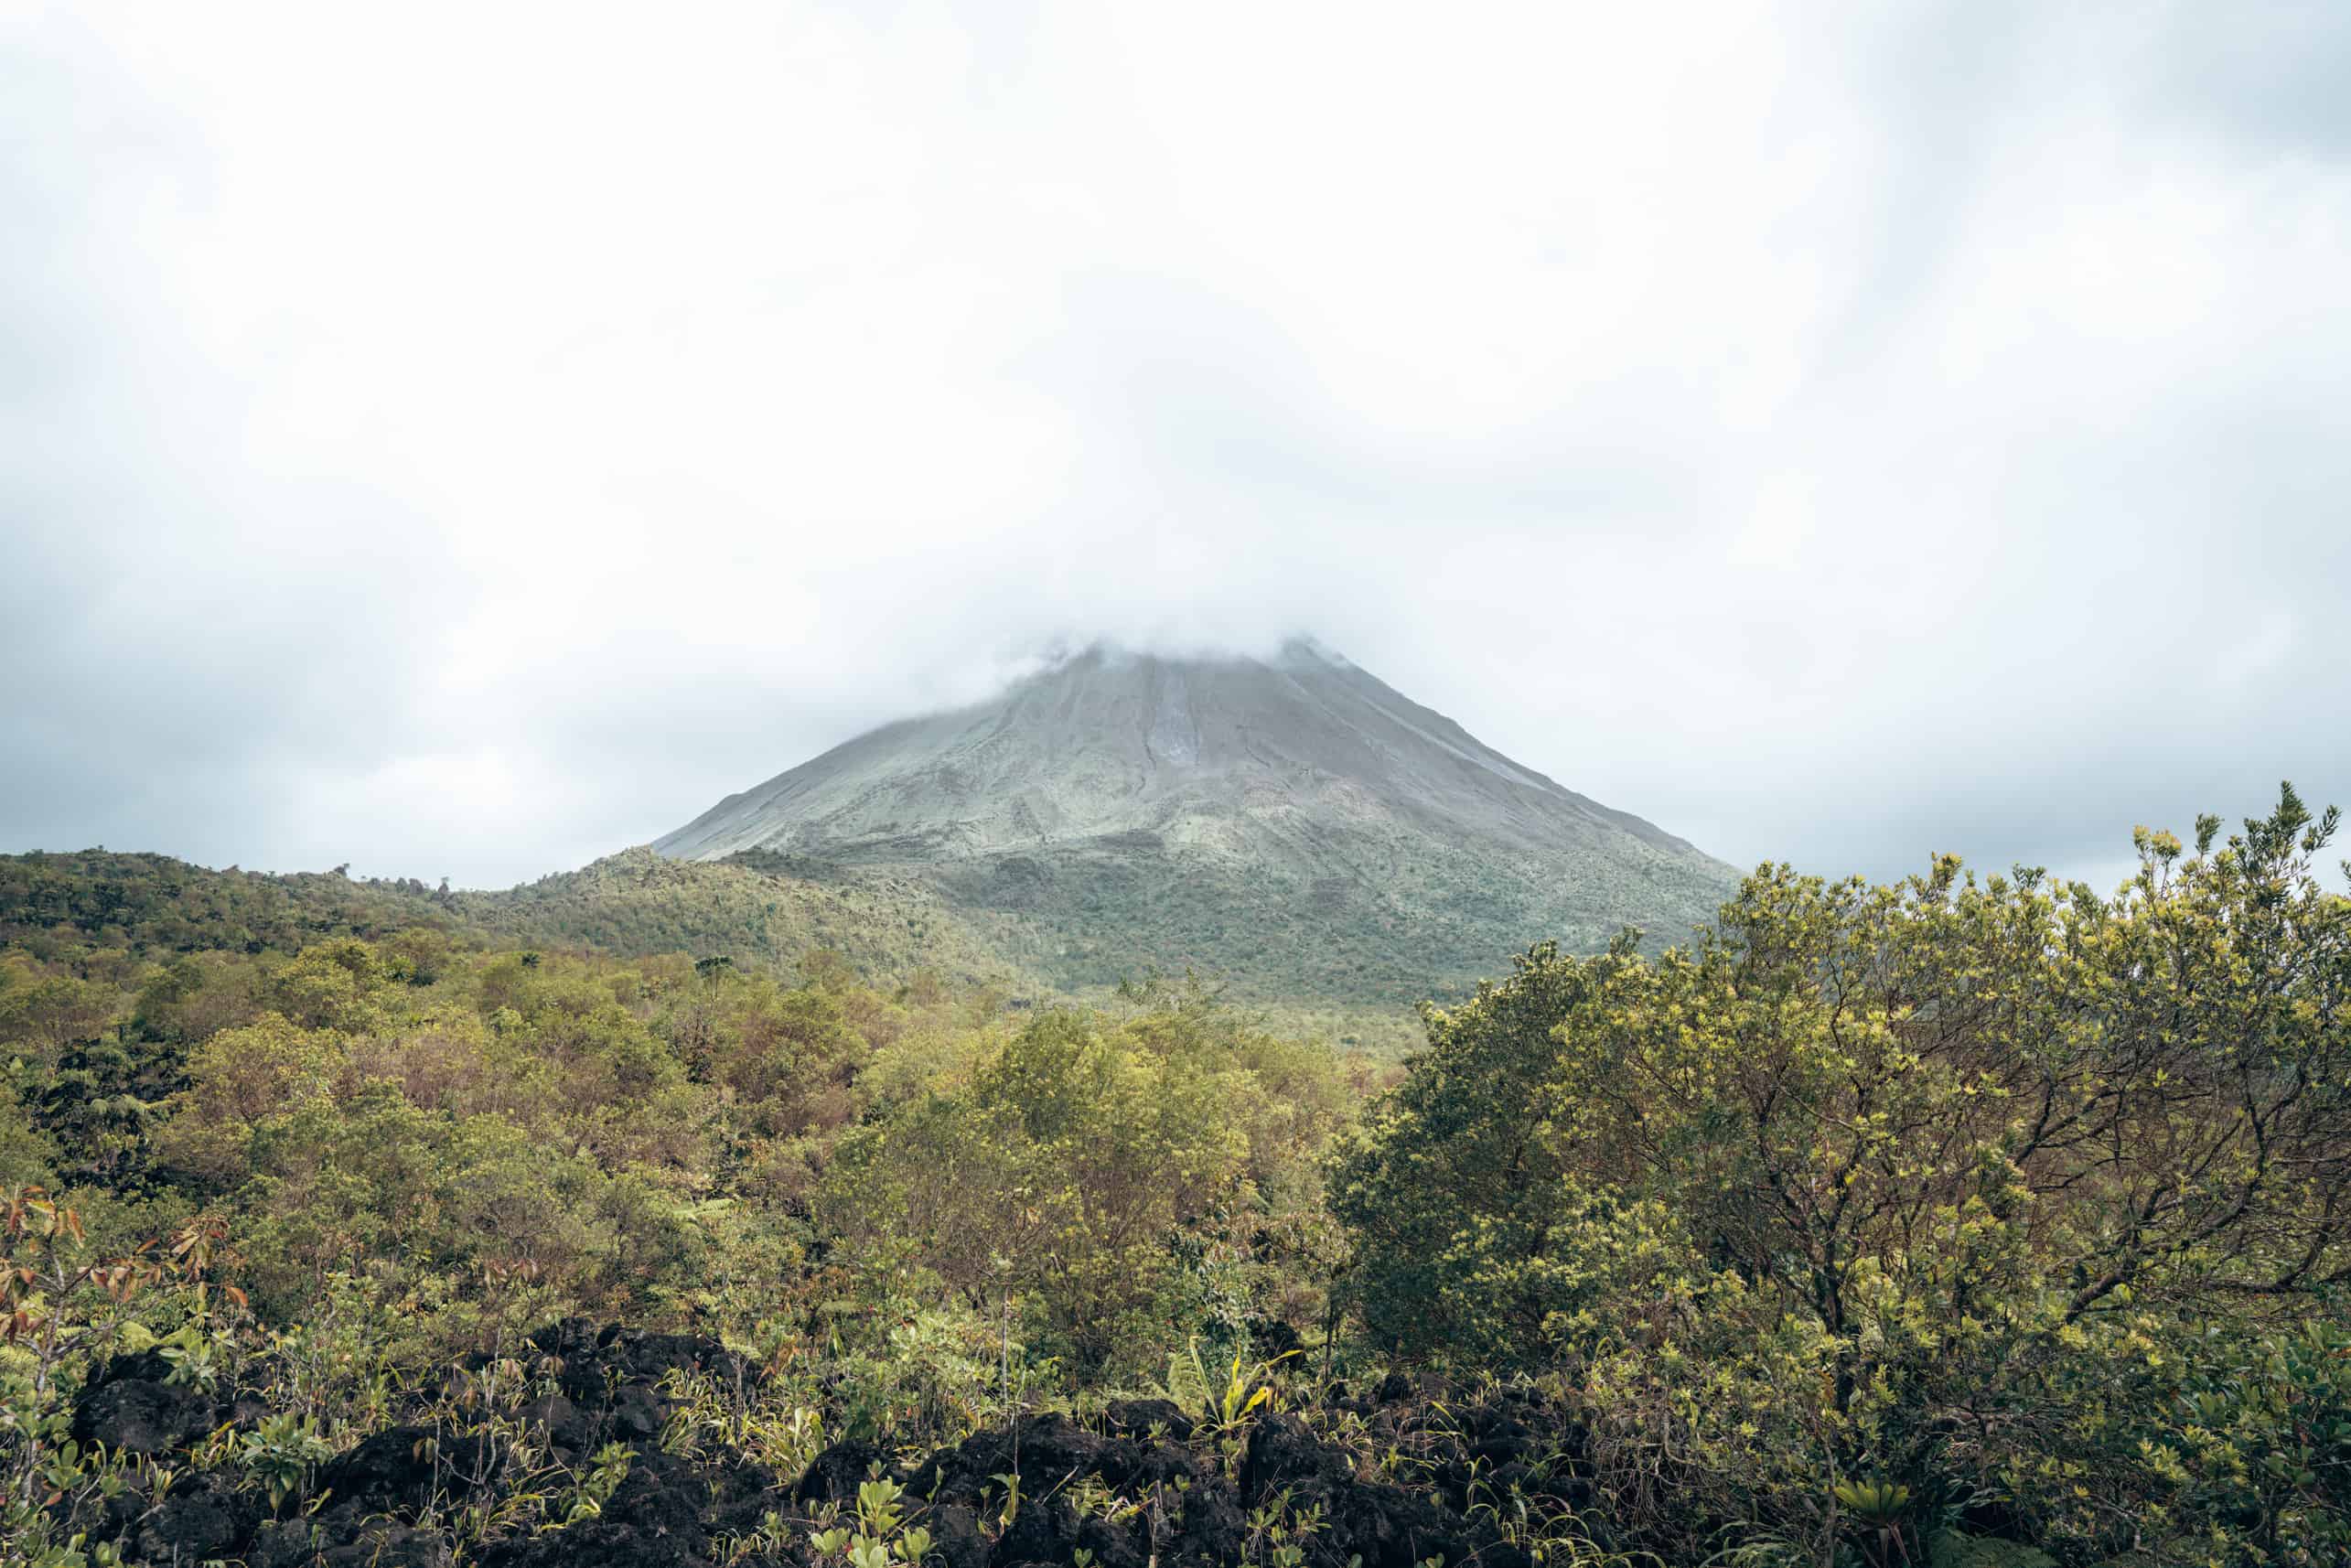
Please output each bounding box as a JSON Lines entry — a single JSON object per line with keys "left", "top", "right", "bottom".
{"left": 1174, "top": 1337, "right": 1299, "bottom": 1437}
{"left": 1169, "top": 1337, "right": 1301, "bottom": 1477}
{"left": 1831, "top": 1479, "right": 1913, "bottom": 1568}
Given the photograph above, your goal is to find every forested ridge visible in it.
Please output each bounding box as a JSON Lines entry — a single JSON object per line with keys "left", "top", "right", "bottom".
{"left": 0, "top": 847, "right": 1420, "bottom": 1056}
{"left": 2, "top": 789, "right": 2346, "bottom": 1566}
{"left": 0, "top": 848, "right": 1033, "bottom": 995}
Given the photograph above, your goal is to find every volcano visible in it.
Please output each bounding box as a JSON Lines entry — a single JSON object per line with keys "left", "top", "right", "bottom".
{"left": 654, "top": 640, "right": 1737, "bottom": 1006}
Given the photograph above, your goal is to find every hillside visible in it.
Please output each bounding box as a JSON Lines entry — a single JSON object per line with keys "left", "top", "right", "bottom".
{"left": 0, "top": 847, "right": 1032, "bottom": 994}
{"left": 657, "top": 639, "right": 1739, "bottom": 1004}
{"left": 0, "top": 848, "right": 472, "bottom": 958}
{"left": 456, "top": 848, "right": 1034, "bottom": 990}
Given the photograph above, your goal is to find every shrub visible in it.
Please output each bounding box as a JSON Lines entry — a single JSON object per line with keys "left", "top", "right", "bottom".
{"left": 1334, "top": 786, "right": 2351, "bottom": 1563}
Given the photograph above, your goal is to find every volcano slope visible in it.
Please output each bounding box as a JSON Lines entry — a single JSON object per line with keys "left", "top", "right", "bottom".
{"left": 655, "top": 641, "right": 1736, "bottom": 1009}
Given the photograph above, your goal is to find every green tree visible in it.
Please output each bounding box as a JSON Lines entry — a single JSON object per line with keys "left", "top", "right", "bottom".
{"left": 1334, "top": 786, "right": 2351, "bottom": 1563}
{"left": 822, "top": 1006, "right": 1264, "bottom": 1372}
{"left": 1326, "top": 941, "right": 1601, "bottom": 1360}
{"left": 0, "top": 964, "right": 117, "bottom": 1066}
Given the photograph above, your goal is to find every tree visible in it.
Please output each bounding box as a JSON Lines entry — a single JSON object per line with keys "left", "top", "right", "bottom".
{"left": 0, "top": 966, "right": 117, "bottom": 1066}
{"left": 1332, "top": 786, "right": 2351, "bottom": 1563}
{"left": 821, "top": 1006, "right": 1261, "bottom": 1373}
{"left": 1326, "top": 939, "right": 1602, "bottom": 1360}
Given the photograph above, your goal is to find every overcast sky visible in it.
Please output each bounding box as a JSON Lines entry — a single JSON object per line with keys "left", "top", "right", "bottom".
{"left": 5, "top": 2, "right": 2347, "bottom": 891}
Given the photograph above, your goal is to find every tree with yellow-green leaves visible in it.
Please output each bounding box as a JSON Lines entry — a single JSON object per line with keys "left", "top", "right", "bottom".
{"left": 821, "top": 1000, "right": 1347, "bottom": 1380}
{"left": 1334, "top": 784, "right": 2351, "bottom": 1566}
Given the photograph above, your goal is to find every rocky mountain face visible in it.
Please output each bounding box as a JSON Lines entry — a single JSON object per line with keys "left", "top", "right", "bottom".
{"left": 656, "top": 641, "right": 1738, "bottom": 1005}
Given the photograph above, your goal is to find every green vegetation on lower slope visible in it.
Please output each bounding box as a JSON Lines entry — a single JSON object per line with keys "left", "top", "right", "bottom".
{"left": 3, "top": 787, "right": 2346, "bottom": 1566}
{"left": 0, "top": 845, "right": 1436, "bottom": 1055}
{"left": 0, "top": 828, "right": 1726, "bottom": 1049}
{"left": 0, "top": 843, "right": 1044, "bottom": 993}
{"left": 461, "top": 848, "right": 1036, "bottom": 993}
{"left": 915, "top": 824, "right": 1726, "bottom": 1010}
{"left": 0, "top": 849, "right": 468, "bottom": 958}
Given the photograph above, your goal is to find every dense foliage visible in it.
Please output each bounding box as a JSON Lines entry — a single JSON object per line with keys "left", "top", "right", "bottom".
{"left": 0, "top": 850, "right": 467, "bottom": 958}
{"left": 1, "top": 789, "right": 2345, "bottom": 1565}
{"left": 1336, "top": 786, "right": 2351, "bottom": 1564}
{"left": 473, "top": 851, "right": 1034, "bottom": 994}
{"left": 0, "top": 867, "right": 1361, "bottom": 1563}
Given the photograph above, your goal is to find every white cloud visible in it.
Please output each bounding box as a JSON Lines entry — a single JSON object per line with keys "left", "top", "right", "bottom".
{"left": 4, "top": 0, "right": 2347, "bottom": 887}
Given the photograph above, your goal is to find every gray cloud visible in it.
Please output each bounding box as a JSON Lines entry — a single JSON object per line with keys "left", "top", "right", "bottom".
{"left": 4, "top": 1, "right": 2347, "bottom": 892}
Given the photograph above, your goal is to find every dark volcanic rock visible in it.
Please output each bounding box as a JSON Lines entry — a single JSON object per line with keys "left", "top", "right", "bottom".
{"left": 135, "top": 1473, "right": 255, "bottom": 1561}
{"left": 71, "top": 1361, "right": 217, "bottom": 1455}
{"left": 249, "top": 1519, "right": 452, "bottom": 1568}
{"left": 794, "top": 1435, "right": 894, "bottom": 1505}
{"left": 1102, "top": 1397, "right": 1194, "bottom": 1441}
{"left": 68, "top": 1319, "right": 1582, "bottom": 1568}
